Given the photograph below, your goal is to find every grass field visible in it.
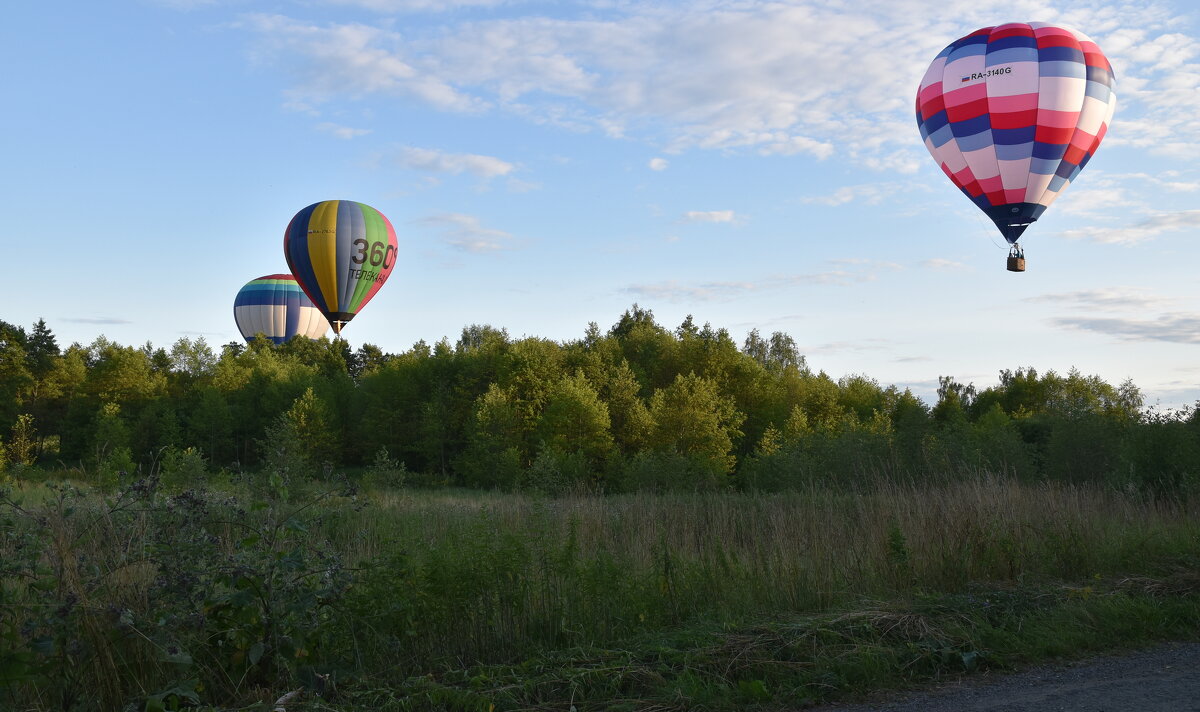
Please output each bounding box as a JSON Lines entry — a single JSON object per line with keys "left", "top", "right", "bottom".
{"left": 1, "top": 473, "right": 1198, "bottom": 711}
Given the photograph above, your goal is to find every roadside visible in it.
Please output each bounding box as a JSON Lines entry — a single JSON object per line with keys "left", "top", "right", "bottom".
{"left": 811, "top": 641, "right": 1200, "bottom": 712}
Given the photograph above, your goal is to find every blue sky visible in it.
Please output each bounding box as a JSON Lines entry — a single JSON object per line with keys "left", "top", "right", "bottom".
{"left": 4, "top": 0, "right": 1200, "bottom": 405}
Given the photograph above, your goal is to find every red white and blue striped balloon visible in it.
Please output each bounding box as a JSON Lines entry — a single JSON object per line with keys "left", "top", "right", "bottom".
{"left": 916, "top": 23, "right": 1116, "bottom": 244}
{"left": 233, "top": 274, "right": 329, "bottom": 344}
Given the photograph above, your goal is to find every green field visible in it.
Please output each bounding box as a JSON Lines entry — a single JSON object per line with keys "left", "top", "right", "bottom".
{"left": 2, "top": 474, "right": 1197, "bottom": 711}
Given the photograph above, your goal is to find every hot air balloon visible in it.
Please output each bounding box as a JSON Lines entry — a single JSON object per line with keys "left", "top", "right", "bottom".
{"left": 233, "top": 274, "right": 329, "bottom": 344}
{"left": 916, "top": 23, "right": 1116, "bottom": 271}
{"left": 283, "top": 200, "right": 398, "bottom": 335}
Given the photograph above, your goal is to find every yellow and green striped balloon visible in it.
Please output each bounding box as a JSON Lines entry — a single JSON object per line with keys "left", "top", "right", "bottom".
{"left": 283, "top": 200, "right": 398, "bottom": 335}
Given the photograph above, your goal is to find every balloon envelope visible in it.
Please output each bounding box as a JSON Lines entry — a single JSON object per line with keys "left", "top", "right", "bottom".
{"left": 916, "top": 23, "right": 1116, "bottom": 243}
{"left": 233, "top": 274, "right": 329, "bottom": 344}
{"left": 283, "top": 200, "right": 398, "bottom": 334}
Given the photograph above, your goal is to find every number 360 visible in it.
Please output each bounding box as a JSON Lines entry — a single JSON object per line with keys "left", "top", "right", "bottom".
{"left": 351, "top": 239, "right": 396, "bottom": 268}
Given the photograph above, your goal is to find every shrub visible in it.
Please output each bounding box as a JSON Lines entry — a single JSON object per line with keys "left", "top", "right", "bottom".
{"left": 616, "top": 451, "right": 729, "bottom": 492}
{"left": 520, "top": 447, "right": 590, "bottom": 495}
{"left": 361, "top": 446, "right": 408, "bottom": 490}
{"left": 160, "top": 446, "right": 209, "bottom": 491}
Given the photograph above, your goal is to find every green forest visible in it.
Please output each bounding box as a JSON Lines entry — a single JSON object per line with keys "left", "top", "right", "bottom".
{"left": 2, "top": 309, "right": 1199, "bottom": 712}
{"left": 0, "top": 306, "right": 1194, "bottom": 493}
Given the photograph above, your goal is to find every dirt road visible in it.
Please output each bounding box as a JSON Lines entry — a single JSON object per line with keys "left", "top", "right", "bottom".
{"left": 813, "top": 641, "right": 1200, "bottom": 712}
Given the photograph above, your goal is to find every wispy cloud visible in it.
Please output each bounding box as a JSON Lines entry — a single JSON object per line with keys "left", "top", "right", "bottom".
{"left": 1027, "top": 287, "right": 1175, "bottom": 312}
{"left": 322, "top": 0, "right": 511, "bottom": 10}
{"left": 829, "top": 258, "right": 904, "bottom": 271}
{"left": 921, "top": 258, "right": 970, "bottom": 272}
{"left": 242, "top": 3, "right": 1200, "bottom": 161}
{"left": 802, "top": 182, "right": 919, "bottom": 206}
{"left": 147, "top": 0, "right": 218, "bottom": 8}
{"left": 243, "top": 14, "right": 484, "bottom": 113}
{"left": 506, "top": 177, "right": 540, "bottom": 192}
{"left": 682, "top": 210, "right": 735, "bottom": 224}
{"left": 1102, "top": 24, "right": 1200, "bottom": 157}
{"left": 624, "top": 263, "right": 880, "bottom": 302}
{"left": 1053, "top": 181, "right": 1139, "bottom": 217}
{"left": 624, "top": 279, "right": 759, "bottom": 302}
{"left": 648, "top": 157, "right": 668, "bottom": 171}
{"left": 1112, "top": 171, "right": 1200, "bottom": 192}
{"left": 316, "top": 122, "right": 372, "bottom": 139}
{"left": 62, "top": 317, "right": 132, "bottom": 325}
{"left": 1050, "top": 313, "right": 1200, "bottom": 344}
{"left": 395, "top": 146, "right": 515, "bottom": 178}
{"left": 421, "top": 213, "right": 514, "bottom": 253}
{"left": 1057, "top": 210, "right": 1200, "bottom": 244}
{"left": 802, "top": 338, "right": 894, "bottom": 354}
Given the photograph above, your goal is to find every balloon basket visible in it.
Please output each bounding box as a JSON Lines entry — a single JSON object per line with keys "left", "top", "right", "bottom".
{"left": 1007, "top": 244, "right": 1026, "bottom": 272}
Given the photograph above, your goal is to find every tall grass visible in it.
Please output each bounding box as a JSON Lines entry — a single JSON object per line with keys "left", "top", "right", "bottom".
{"left": 1, "top": 474, "right": 1197, "bottom": 710}
{"left": 319, "top": 477, "right": 1198, "bottom": 676}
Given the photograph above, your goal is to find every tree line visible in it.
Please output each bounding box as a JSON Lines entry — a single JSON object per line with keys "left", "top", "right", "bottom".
{"left": 0, "top": 306, "right": 1196, "bottom": 493}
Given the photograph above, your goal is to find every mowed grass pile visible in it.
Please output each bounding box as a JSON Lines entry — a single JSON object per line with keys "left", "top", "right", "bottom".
{"left": 2, "top": 475, "right": 1198, "bottom": 710}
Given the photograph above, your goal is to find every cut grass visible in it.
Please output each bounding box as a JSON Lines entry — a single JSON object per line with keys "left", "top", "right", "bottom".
{"left": 319, "top": 575, "right": 1200, "bottom": 711}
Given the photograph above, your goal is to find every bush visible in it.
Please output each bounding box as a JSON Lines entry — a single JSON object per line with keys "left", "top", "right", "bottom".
{"left": 616, "top": 451, "right": 729, "bottom": 492}
{"left": 519, "top": 447, "right": 590, "bottom": 495}
{"left": 361, "top": 446, "right": 408, "bottom": 490}
{"left": 1119, "top": 409, "right": 1200, "bottom": 497}
{"left": 8, "top": 414, "right": 36, "bottom": 467}
{"left": 160, "top": 446, "right": 209, "bottom": 491}
{"left": 97, "top": 445, "right": 136, "bottom": 490}
{"left": 0, "top": 476, "right": 357, "bottom": 710}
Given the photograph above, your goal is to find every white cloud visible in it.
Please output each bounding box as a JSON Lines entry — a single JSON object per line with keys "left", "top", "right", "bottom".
{"left": 1112, "top": 171, "right": 1200, "bottom": 192}
{"left": 829, "top": 258, "right": 904, "bottom": 271}
{"left": 802, "top": 338, "right": 894, "bottom": 355}
{"left": 1050, "top": 313, "right": 1200, "bottom": 344}
{"left": 802, "top": 182, "right": 917, "bottom": 207}
{"left": 506, "top": 177, "right": 540, "bottom": 193}
{"left": 648, "top": 157, "right": 668, "bottom": 171}
{"left": 921, "top": 258, "right": 970, "bottom": 272}
{"left": 1053, "top": 182, "right": 1139, "bottom": 217}
{"left": 243, "top": 14, "right": 483, "bottom": 113}
{"left": 1036, "top": 286, "right": 1200, "bottom": 344}
{"left": 683, "top": 210, "right": 735, "bottom": 223}
{"left": 624, "top": 261, "right": 882, "bottom": 302}
{"left": 62, "top": 317, "right": 133, "bottom": 325}
{"left": 243, "top": 2, "right": 1200, "bottom": 162}
{"left": 1027, "top": 287, "right": 1176, "bottom": 311}
{"left": 322, "top": 0, "right": 511, "bottom": 10}
{"left": 316, "top": 122, "right": 372, "bottom": 139}
{"left": 149, "top": 0, "right": 218, "bottom": 8}
{"left": 625, "top": 279, "right": 759, "bottom": 302}
{"left": 421, "top": 213, "right": 513, "bottom": 252}
{"left": 1058, "top": 210, "right": 1200, "bottom": 244}
{"left": 1102, "top": 25, "right": 1200, "bottom": 157}
{"left": 396, "top": 146, "right": 515, "bottom": 178}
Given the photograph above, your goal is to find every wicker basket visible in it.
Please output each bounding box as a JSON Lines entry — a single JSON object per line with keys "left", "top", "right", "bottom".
{"left": 1007, "top": 255, "right": 1026, "bottom": 272}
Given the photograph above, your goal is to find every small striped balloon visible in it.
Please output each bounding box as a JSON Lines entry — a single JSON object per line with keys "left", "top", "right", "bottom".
{"left": 233, "top": 274, "right": 329, "bottom": 344}
{"left": 916, "top": 23, "right": 1116, "bottom": 245}
{"left": 283, "top": 200, "right": 398, "bottom": 335}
